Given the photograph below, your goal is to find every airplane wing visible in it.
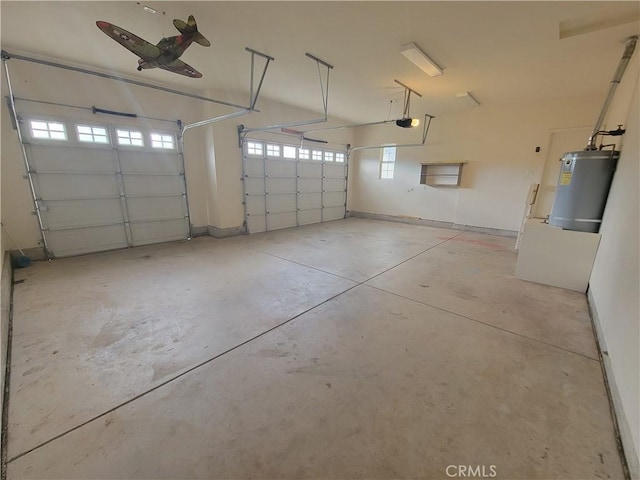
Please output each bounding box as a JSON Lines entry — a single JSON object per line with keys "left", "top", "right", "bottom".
{"left": 159, "top": 59, "right": 203, "bottom": 78}
{"left": 96, "top": 21, "right": 161, "bottom": 60}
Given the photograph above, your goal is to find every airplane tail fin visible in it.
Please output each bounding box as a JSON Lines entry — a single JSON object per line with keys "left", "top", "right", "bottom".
{"left": 173, "top": 15, "right": 211, "bottom": 47}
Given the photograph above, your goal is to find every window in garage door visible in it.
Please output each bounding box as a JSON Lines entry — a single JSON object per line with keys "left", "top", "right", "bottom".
{"left": 21, "top": 115, "right": 191, "bottom": 257}
{"left": 242, "top": 139, "right": 347, "bottom": 233}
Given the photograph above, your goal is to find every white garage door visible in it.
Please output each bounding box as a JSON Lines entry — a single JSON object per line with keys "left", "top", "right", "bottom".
{"left": 242, "top": 140, "right": 347, "bottom": 233}
{"left": 21, "top": 115, "right": 190, "bottom": 257}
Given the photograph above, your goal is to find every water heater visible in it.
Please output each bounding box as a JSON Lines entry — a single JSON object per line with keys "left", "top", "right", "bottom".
{"left": 548, "top": 150, "right": 619, "bottom": 233}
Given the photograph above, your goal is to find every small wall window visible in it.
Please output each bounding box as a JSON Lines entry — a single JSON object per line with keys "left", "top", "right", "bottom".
{"left": 335, "top": 152, "right": 345, "bottom": 163}
{"left": 266, "top": 144, "right": 280, "bottom": 157}
{"left": 30, "top": 120, "right": 67, "bottom": 140}
{"left": 312, "top": 150, "right": 323, "bottom": 161}
{"left": 247, "top": 141, "right": 263, "bottom": 156}
{"left": 151, "top": 133, "right": 175, "bottom": 149}
{"left": 380, "top": 146, "right": 396, "bottom": 179}
{"left": 283, "top": 145, "right": 297, "bottom": 159}
{"left": 298, "top": 148, "right": 310, "bottom": 160}
{"left": 77, "top": 125, "right": 109, "bottom": 144}
{"left": 117, "top": 129, "right": 144, "bottom": 147}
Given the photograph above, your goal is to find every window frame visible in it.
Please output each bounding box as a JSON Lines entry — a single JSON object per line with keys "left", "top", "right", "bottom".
{"left": 28, "top": 119, "right": 68, "bottom": 141}
{"left": 116, "top": 128, "right": 145, "bottom": 147}
{"left": 150, "top": 132, "right": 176, "bottom": 150}
{"left": 380, "top": 146, "right": 397, "bottom": 179}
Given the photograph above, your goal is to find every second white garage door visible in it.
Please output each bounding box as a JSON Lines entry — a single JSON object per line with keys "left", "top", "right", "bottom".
{"left": 242, "top": 140, "right": 347, "bottom": 233}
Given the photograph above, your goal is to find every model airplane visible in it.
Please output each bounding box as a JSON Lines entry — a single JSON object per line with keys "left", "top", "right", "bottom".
{"left": 96, "top": 15, "right": 210, "bottom": 78}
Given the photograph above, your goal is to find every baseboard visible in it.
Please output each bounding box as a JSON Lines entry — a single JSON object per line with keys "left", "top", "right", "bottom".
{"left": 348, "top": 211, "right": 518, "bottom": 238}
{"left": 1, "top": 251, "right": 13, "bottom": 472}
{"left": 9, "top": 246, "right": 47, "bottom": 262}
{"left": 190, "top": 225, "right": 209, "bottom": 238}
{"left": 207, "top": 224, "right": 247, "bottom": 239}
{"left": 588, "top": 288, "right": 639, "bottom": 479}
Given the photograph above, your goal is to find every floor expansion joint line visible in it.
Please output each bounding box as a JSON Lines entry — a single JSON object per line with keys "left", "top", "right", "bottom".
{"left": 364, "top": 284, "right": 601, "bottom": 362}
{"left": 246, "top": 247, "right": 358, "bottom": 282}
{"left": 364, "top": 231, "right": 466, "bottom": 284}
{"left": 5, "top": 282, "right": 363, "bottom": 465}
{"left": 249, "top": 231, "right": 467, "bottom": 285}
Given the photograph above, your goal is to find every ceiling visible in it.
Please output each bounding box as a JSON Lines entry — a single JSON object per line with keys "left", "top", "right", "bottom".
{"left": 1, "top": 1, "right": 639, "bottom": 123}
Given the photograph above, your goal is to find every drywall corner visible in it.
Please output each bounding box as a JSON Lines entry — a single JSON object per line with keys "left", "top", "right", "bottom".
{"left": 588, "top": 289, "right": 639, "bottom": 479}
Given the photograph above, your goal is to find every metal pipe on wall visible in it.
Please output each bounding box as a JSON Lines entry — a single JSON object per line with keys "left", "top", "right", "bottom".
{"left": 586, "top": 35, "right": 638, "bottom": 150}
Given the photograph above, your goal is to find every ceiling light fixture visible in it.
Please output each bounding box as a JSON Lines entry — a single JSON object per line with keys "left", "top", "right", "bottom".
{"left": 143, "top": 5, "right": 157, "bottom": 14}
{"left": 456, "top": 91, "right": 481, "bottom": 107}
{"left": 394, "top": 79, "right": 422, "bottom": 128}
{"left": 401, "top": 43, "right": 443, "bottom": 77}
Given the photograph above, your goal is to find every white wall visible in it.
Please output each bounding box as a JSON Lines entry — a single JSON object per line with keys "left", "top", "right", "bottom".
{"left": 350, "top": 96, "right": 601, "bottom": 232}
{"left": 589, "top": 58, "right": 640, "bottom": 477}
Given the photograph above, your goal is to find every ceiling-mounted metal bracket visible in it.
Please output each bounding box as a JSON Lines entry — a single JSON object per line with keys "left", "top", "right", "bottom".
{"left": 306, "top": 52, "right": 333, "bottom": 118}
{"left": 394, "top": 79, "right": 422, "bottom": 120}
{"left": 347, "top": 113, "right": 435, "bottom": 158}
{"left": 237, "top": 52, "right": 335, "bottom": 146}
{"left": 247, "top": 47, "right": 275, "bottom": 111}
{"left": 181, "top": 47, "right": 274, "bottom": 135}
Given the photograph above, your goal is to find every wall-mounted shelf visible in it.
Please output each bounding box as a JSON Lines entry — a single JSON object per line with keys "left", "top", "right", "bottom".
{"left": 420, "top": 162, "right": 465, "bottom": 187}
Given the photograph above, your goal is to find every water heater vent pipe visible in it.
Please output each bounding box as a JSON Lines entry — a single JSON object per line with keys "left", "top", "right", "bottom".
{"left": 586, "top": 35, "right": 638, "bottom": 150}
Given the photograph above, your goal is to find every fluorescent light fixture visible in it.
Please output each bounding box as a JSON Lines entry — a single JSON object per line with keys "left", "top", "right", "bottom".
{"left": 143, "top": 5, "right": 157, "bottom": 14}
{"left": 456, "top": 91, "right": 481, "bottom": 107}
{"left": 401, "top": 43, "right": 443, "bottom": 77}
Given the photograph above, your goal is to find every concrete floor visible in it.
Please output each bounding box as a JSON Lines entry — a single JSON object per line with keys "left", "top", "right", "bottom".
{"left": 5, "top": 218, "right": 624, "bottom": 479}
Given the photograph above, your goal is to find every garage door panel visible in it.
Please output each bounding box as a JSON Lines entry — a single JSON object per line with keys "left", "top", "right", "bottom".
{"left": 298, "top": 178, "right": 322, "bottom": 193}
{"left": 246, "top": 196, "right": 266, "bottom": 215}
{"left": 244, "top": 178, "right": 265, "bottom": 194}
{"left": 123, "top": 175, "right": 184, "bottom": 196}
{"left": 298, "top": 209, "right": 322, "bottom": 226}
{"left": 267, "top": 194, "right": 296, "bottom": 213}
{"left": 298, "top": 162, "right": 322, "bottom": 177}
{"left": 323, "top": 178, "right": 346, "bottom": 192}
{"left": 126, "top": 196, "right": 185, "bottom": 222}
{"left": 247, "top": 214, "right": 266, "bottom": 233}
{"left": 267, "top": 211, "right": 296, "bottom": 230}
{"left": 47, "top": 225, "right": 128, "bottom": 258}
{"left": 298, "top": 193, "right": 321, "bottom": 210}
{"left": 41, "top": 199, "right": 123, "bottom": 229}
{"left": 324, "top": 191, "right": 346, "bottom": 208}
{"left": 323, "top": 206, "right": 346, "bottom": 221}
{"left": 130, "top": 218, "right": 188, "bottom": 246}
{"left": 266, "top": 178, "right": 296, "bottom": 195}
{"left": 29, "top": 145, "right": 114, "bottom": 173}
{"left": 244, "top": 158, "right": 265, "bottom": 176}
{"left": 119, "top": 151, "right": 182, "bottom": 174}
{"left": 266, "top": 159, "right": 296, "bottom": 177}
{"left": 243, "top": 142, "right": 347, "bottom": 234}
{"left": 324, "top": 164, "right": 346, "bottom": 178}
{"left": 36, "top": 173, "right": 119, "bottom": 200}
